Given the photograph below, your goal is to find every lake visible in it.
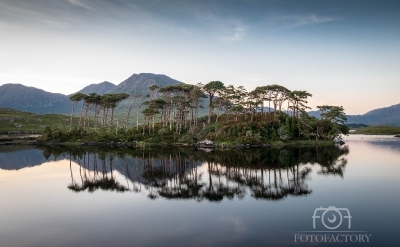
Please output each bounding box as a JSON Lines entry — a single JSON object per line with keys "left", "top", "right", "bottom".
{"left": 1, "top": 135, "right": 399, "bottom": 247}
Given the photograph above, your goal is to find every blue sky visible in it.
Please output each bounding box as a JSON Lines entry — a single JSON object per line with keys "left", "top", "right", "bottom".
{"left": 0, "top": 0, "right": 399, "bottom": 114}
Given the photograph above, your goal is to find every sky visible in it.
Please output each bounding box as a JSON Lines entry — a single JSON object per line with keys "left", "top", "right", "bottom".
{"left": 0, "top": 0, "right": 399, "bottom": 114}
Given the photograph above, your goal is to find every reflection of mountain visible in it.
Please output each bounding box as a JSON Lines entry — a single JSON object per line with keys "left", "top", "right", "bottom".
{"left": 0, "top": 146, "right": 56, "bottom": 170}
{"left": 371, "top": 141, "right": 400, "bottom": 152}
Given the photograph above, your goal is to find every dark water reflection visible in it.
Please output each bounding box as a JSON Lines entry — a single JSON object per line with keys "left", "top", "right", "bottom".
{"left": 1, "top": 137, "right": 400, "bottom": 247}
{"left": 35, "top": 146, "right": 347, "bottom": 201}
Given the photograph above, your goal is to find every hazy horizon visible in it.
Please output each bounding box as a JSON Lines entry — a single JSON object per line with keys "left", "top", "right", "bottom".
{"left": 1, "top": 0, "right": 399, "bottom": 115}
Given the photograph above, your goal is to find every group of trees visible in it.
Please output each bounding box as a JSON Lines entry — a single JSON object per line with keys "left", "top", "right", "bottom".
{"left": 138, "top": 81, "right": 348, "bottom": 140}
{"left": 69, "top": 92, "right": 129, "bottom": 131}
{"left": 140, "top": 83, "right": 206, "bottom": 134}
{"left": 139, "top": 82, "right": 316, "bottom": 130}
{"left": 66, "top": 80, "right": 348, "bottom": 143}
{"left": 199, "top": 82, "right": 314, "bottom": 122}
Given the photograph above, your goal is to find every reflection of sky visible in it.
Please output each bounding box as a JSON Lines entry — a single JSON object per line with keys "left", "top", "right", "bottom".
{"left": 0, "top": 139, "right": 400, "bottom": 246}
{"left": 344, "top": 135, "right": 400, "bottom": 158}
{"left": 0, "top": 0, "right": 400, "bottom": 114}
{"left": 303, "top": 136, "right": 400, "bottom": 246}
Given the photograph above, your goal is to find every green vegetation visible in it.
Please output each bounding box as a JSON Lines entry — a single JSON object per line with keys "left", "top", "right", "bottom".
{"left": 352, "top": 126, "right": 400, "bottom": 135}
{"left": 35, "top": 81, "right": 349, "bottom": 145}
{"left": 346, "top": 123, "right": 369, "bottom": 129}
{"left": 37, "top": 114, "right": 339, "bottom": 146}
{"left": 0, "top": 108, "right": 72, "bottom": 133}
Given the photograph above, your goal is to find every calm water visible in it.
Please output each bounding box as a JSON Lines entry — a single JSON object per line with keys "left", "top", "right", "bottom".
{"left": 1, "top": 135, "right": 400, "bottom": 247}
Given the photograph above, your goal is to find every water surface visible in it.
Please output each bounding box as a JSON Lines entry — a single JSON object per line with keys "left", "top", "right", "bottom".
{"left": 1, "top": 136, "right": 399, "bottom": 246}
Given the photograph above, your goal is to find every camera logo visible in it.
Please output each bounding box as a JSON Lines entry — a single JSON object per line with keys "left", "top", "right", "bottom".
{"left": 312, "top": 206, "right": 352, "bottom": 230}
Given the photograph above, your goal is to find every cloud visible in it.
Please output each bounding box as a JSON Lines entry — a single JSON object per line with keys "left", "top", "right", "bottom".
{"left": 284, "top": 14, "right": 337, "bottom": 27}
{"left": 177, "top": 27, "right": 193, "bottom": 36}
{"left": 218, "top": 217, "right": 247, "bottom": 237}
{"left": 66, "top": 0, "right": 93, "bottom": 11}
{"left": 40, "top": 19, "right": 70, "bottom": 28}
{"left": 185, "top": 6, "right": 247, "bottom": 42}
{"left": 0, "top": 1, "right": 43, "bottom": 17}
{"left": 0, "top": 1, "right": 72, "bottom": 28}
{"left": 246, "top": 77, "right": 262, "bottom": 82}
{"left": 222, "top": 22, "right": 246, "bottom": 42}
{"left": 267, "top": 14, "right": 339, "bottom": 29}
{"left": 0, "top": 20, "right": 22, "bottom": 30}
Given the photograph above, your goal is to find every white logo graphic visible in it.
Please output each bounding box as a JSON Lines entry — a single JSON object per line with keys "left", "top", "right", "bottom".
{"left": 312, "top": 206, "right": 352, "bottom": 230}
{"left": 294, "top": 206, "right": 371, "bottom": 243}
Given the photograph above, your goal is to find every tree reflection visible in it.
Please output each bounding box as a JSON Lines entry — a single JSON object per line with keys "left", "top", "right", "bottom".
{"left": 41, "top": 145, "right": 348, "bottom": 201}
{"left": 67, "top": 151, "right": 129, "bottom": 193}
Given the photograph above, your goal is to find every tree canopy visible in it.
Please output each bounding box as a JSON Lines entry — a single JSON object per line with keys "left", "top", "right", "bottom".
{"left": 61, "top": 81, "right": 349, "bottom": 144}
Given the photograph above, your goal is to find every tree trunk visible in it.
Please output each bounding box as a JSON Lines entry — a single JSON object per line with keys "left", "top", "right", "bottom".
{"left": 208, "top": 96, "right": 213, "bottom": 124}
{"left": 268, "top": 100, "right": 271, "bottom": 113}
{"left": 110, "top": 108, "right": 115, "bottom": 131}
{"left": 78, "top": 103, "right": 85, "bottom": 129}
{"left": 126, "top": 105, "right": 133, "bottom": 133}
{"left": 70, "top": 101, "right": 77, "bottom": 131}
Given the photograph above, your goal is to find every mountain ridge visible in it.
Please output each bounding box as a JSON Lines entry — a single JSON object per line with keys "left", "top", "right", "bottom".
{"left": 347, "top": 103, "right": 400, "bottom": 126}
{"left": 74, "top": 81, "right": 116, "bottom": 96}
{"left": 109, "top": 73, "right": 183, "bottom": 96}
{"left": 0, "top": 74, "right": 399, "bottom": 125}
{"left": 0, "top": 83, "right": 71, "bottom": 114}
{"left": 0, "top": 73, "right": 183, "bottom": 114}
{"left": 307, "top": 104, "right": 400, "bottom": 126}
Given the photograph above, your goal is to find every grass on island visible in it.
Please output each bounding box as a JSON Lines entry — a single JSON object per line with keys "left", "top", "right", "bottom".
{"left": 345, "top": 123, "right": 369, "bottom": 129}
{"left": 0, "top": 108, "right": 71, "bottom": 134}
{"left": 352, "top": 126, "right": 400, "bottom": 135}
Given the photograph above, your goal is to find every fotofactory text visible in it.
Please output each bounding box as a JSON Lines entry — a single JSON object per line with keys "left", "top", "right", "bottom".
{"left": 294, "top": 206, "right": 372, "bottom": 243}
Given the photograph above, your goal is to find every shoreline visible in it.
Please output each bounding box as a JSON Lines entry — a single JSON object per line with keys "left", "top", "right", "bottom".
{"left": 0, "top": 138, "right": 336, "bottom": 149}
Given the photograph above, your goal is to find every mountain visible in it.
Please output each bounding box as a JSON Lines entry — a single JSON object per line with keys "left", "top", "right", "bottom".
{"left": 107, "top": 73, "right": 184, "bottom": 111}
{"left": 0, "top": 83, "right": 71, "bottom": 114}
{"left": 75, "top": 81, "right": 116, "bottom": 95}
{"left": 307, "top": 110, "right": 321, "bottom": 118}
{"left": 0, "top": 81, "right": 118, "bottom": 114}
{"left": 109, "top": 73, "right": 183, "bottom": 95}
{"left": 307, "top": 104, "right": 400, "bottom": 126}
{"left": 346, "top": 103, "right": 400, "bottom": 126}
{"left": 0, "top": 74, "right": 184, "bottom": 114}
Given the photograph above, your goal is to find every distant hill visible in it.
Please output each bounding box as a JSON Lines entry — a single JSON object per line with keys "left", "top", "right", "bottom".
{"left": 307, "top": 110, "right": 321, "bottom": 118}
{"left": 0, "top": 83, "right": 71, "bottom": 114}
{"left": 345, "top": 123, "right": 369, "bottom": 129}
{"left": 346, "top": 103, "right": 400, "bottom": 126}
{"left": 0, "top": 74, "right": 184, "bottom": 114}
{"left": 307, "top": 104, "right": 400, "bottom": 126}
{"left": 74, "top": 81, "right": 116, "bottom": 95}
{"left": 0, "top": 81, "right": 119, "bottom": 114}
